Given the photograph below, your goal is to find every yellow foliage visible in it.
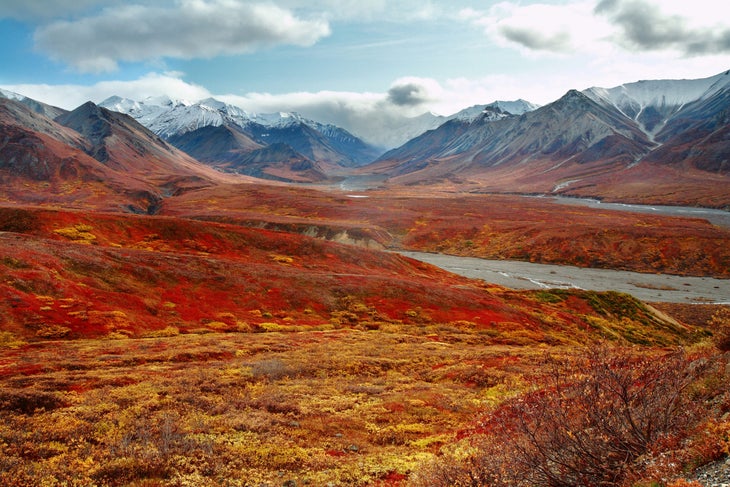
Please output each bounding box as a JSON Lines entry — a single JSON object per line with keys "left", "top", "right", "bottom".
{"left": 204, "top": 321, "right": 232, "bottom": 331}
{"left": 36, "top": 295, "right": 55, "bottom": 305}
{"left": 707, "top": 419, "right": 730, "bottom": 456}
{"left": 88, "top": 310, "right": 130, "bottom": 329}
{"left": 258, "top": 322, "right": 283, "bottom": 332}
{"left": 143, "top": 325, "right": 179, "bottom": 337}
{"left": 53, "top": 224, "right": 97, "bottom": 244}
{"left": 0, "top": 331, "right": 26, "bottom": 348}
{"left": 36, "top": 324, "right": 71, "bottom": 338}
{"left": 270, "top": 254, "right": 294, "bottom": 264}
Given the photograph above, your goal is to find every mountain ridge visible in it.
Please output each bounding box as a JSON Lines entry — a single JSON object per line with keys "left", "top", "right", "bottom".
{"left": 100, "top": 95, "right": 381, "bottom": 178}
{"left": 368, "top": 70, "right": 730, "bottom": 207}
{"left": 0, "top": 96, "right": 241, "bottom": 213}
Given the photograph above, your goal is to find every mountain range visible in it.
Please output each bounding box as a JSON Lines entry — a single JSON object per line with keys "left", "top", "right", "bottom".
{"left": 369, "top": 70, "right": 730, "bottom": 207}
{"left": 0, "top": 92, "right": 235, "bottom": 213}
{"left": 99, "top": 96, "right": 380, "bottom": 182}
{"left": 1, "top": 69, "right": 729, "bottom": 207}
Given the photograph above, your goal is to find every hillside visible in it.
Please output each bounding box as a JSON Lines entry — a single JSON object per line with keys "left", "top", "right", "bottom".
{"left": 371, "top": 71, "right": 730, "bottom": 207}
{"left": 101, "top": 96, "right": 381, "bottom": 178}
{"left": 1, "top": 205, "right": 727, "bottom": 487}
{"left": 0, "top": 205, "right": 692, "bottom": 343}
{"left": 0, "top": 97, "right": 246, "bottom": 213}
{"left": 162, "top": 185, "right": 730, "bottom": 278}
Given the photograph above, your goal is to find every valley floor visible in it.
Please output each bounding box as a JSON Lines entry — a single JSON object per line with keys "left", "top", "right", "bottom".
{"left": 399, "top": 251, "right": 730, "bottom": 304}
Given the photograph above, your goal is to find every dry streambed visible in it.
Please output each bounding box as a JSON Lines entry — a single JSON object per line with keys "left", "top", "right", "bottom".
{"left": 399, "top": 251, "right": 730, "bottom": 304}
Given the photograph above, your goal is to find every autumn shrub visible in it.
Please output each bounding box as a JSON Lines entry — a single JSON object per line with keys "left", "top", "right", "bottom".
{"left": 411, "top": 346, "right": 711, "bottom": 487}
{"left": 0, "top": 208, "right": 39, "bottom": 233}
{"left": 0, "top": 389, "right": 66, "bottom": 414}
{"left": 709, "top": 308, "right": 730, "bottom": 351}
{"left": 0, "top": 331, "right": 26, "bottom": 348}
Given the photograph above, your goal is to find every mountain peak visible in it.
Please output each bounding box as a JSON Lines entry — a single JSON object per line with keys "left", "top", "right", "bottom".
{"left": 551, "top": 89, "right": 596, "bottom": 110}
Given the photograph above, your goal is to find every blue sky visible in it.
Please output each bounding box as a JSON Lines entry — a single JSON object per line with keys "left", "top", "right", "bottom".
{"left": 1, "top": 0, "right": 729, "bottom": 142}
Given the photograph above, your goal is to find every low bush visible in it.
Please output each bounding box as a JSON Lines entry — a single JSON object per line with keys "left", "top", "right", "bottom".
{"left": 411, "top": 345, "right": 716, "bottom": 487}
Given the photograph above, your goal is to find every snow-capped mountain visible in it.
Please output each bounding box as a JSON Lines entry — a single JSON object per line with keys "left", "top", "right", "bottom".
{"left": 367, "top": 99, "right": 540, "bottom": 149}
{"left": 0, "top": 88, "right": 66, "bottom": 119}
{"left": 370, "top": 70, "right": 730, "bottom": 206}
{"left": 583, "top": 71, "right": 730, "bottom": 138}
{"left": 452, "top": 99, "right": 540, "bottom": 122}
{"left": 0, "top": 95, "right": 228, "bottom": 212}
{"left": 101, "top": 96, "right": 247, "bottom": 139}
{"left": 100, "top": 96, "right": 381, "bottom": 174}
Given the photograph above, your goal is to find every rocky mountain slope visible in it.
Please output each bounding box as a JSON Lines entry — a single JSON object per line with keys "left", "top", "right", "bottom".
{"left": 0, "top": 88, "right": 66, "bottom": 119}
{"left": 101, "top": 96, "right": 380, "bottom": 181}
{"left": 371, "top": 71, "right": 730, "bottom": 207}
{"left": 0, "top": 97, "right": 233, "bottom": 213}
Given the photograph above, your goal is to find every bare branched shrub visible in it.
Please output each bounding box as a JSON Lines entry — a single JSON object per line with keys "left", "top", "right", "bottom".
{"left": 411, "top": 346, "right": 709, "bottom": 487}
{"left": 249, "top": 358, "right": 291, "bottom": 381}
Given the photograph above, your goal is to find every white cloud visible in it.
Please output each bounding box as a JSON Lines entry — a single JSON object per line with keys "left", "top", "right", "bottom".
{"left": 1, "top": 72, "right": 212, "bottom": 108}
{"left": 33, "top": 0, "right": 331, "bottom": 73}
{"left": 275, "top": 0, "right": 444, "bottom": 22}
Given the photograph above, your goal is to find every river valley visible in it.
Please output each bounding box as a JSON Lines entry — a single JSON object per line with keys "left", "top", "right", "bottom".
{"left": 399, "top": 251, "right": 730, "bottom": 304}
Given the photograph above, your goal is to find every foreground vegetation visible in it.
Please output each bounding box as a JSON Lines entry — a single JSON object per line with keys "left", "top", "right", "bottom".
{"left": 0, "top": 202, "right": 728, "bottom": 485}
{"left": 1, "top": 316, "right": 728, "bottom": 486}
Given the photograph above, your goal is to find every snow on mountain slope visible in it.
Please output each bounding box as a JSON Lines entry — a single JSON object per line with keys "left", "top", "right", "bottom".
{"left": 453, "top": 99, "right": 540, "bottom": 122}
{"left": 0, "top": 88, "right": 66, "bottom": 119}
{"left": 586, "top": 71, "right": 730, "bottom": 109}
{"left": 583, "top": 70, "right": 730, "bottom": 136}
{"left": 0, "top": 88, "right": 23, "bottom": 102}
{"left": 101, "top": 96, "right": 361, "bottom": 143}
{"left": 369, "top": 99, "right": 540, "bottom": 149}
{"left": 101, "top": 96, "right": 381, "bottom": 168}
{"left": 101, "top": 96, "right": 229, "bottom": 139}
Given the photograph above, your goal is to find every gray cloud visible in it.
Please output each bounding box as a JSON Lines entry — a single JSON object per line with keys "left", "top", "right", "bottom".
{"left": 0, "top": 0, "right": 113, "bottom": 20}
{"left": 596, "top": 0, "right": 730, "bottom": 55}
{"left": 593, "top": 0, "right": 619, "bottom": 15}
{"left": 499, "top": 25, "right": 571, "bottom": 52}
{"left": 387, "top": 82, "right": 431, "bottom": 106}
{"left": 33, "top": 0, "right": 330, "bottom": 72}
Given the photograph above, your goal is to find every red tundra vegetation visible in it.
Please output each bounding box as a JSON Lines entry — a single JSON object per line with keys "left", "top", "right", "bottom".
{"left": 0, "top": 196, "right": 728, "bottom": 486}
{"left": 164, "top": 185, "right": 730, "bottom": 277}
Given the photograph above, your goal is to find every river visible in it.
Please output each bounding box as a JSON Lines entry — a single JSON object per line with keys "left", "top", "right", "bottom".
{"left": 542, "top": 196, "right": 730, "bottom": 229}
{"left": 399, "top": 251, "right": 730, "bottom": 304}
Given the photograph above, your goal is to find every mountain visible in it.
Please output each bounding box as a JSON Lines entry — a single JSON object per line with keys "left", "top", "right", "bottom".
{"left": 55, "top": 101, "right": 223, "bottom": 192}
{"left": 359, "top": 99, "right": 540, "bottom": 150}
{"left": 166, "top": 124, "right": 263, "bottom": 164}
{"left": 376, "top": 90, "right": 650, "bottom": 174}
{"left": 0, "top": 88, "right": 66, "bottom": 119}
{"left": 0, "top": 97, "right": 155, "bottom": 211}
{"left": 583, "top": 71, "right": 730, "bottom": 138}
{"left": 1, "top": 96, "right": 234, "bottom": 212}
{"left": 100, "top": 96, "right": 381, "bottom": 179}
{"left": 641, "top": 81, "right": 730, "bottom": 173}
{"left": 371, "top": 71, "right": 730, "bottom": 207}
{"left": 243, "top": 113, "right": 379, "bottom": 169}
{"left": 451, "top": 99, "right": 540, "bottom": 122}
